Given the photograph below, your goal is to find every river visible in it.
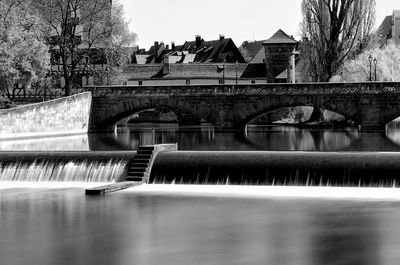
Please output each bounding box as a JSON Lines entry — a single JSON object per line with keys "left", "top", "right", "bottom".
{"left": 2, "top": 124, "right": 400, "bottom": 264}
{"left": 2, "top": 123, "right": 400, "bottom": 151}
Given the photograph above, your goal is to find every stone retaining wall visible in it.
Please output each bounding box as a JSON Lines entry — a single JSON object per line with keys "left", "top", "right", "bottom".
{"left": 0, "top": 93, "right": 92, "bottom": 139}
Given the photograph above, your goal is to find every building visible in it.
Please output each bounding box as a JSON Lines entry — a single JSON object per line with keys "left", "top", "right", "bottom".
{"left": 262, "top": 30, "right": 299, "bottom": 83}
{"left": 132, "top": 35, "right": 246, "bottom": 65}
{"left": 127, "top": 30, "right": 304, "bottom": 85}
{"left": 378, "top": 10, "right": 400, "bottom": 46}
{"left": 48, "top": 0, "right": 114, "bottom": 88}
{"left": 239, "top": 40, "right": 266, "bottom": 63}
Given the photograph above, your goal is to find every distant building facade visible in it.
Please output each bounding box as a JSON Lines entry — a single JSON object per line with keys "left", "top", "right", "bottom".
{"left": 262, "top": 29, "right": 299, "bottom": 83}
{"left": 126, "top": 30, "right": 303, "bottom": 85}
{"left": 378, "top": 10, "right": 400, "bottom": 46}
{"left": 132, "top": 35, "right": 246, "bottom": 65}
{"left": 239, "top": 30, "right": 303, "bottom": 83}
{"left": 48, "top": 0, "right": 115, "bottom": 88}
{"left": 239, "top": 40, "right": 266, "bottom": 63}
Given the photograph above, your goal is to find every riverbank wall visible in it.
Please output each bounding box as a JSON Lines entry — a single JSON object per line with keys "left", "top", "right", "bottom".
{"left": 0, "top": 93, "right": 91, "bottom": 139}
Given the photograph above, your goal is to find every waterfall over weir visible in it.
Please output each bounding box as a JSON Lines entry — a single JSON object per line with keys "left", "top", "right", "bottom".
{"left": 0, "top": 152, "right": 135, "bottom": 182}
{"left": 151, "top": 152, "right": 400, "bottom": 187}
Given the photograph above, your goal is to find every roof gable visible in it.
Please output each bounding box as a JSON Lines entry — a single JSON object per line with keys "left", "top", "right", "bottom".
{"left": 263, "top": 29, "right": 298, "bottom": 45}
{"left": 378, "top": 15, "right": 393, "bottom": 39}
{"left": 239, "top": 40, "right": 265, "bottom": 61}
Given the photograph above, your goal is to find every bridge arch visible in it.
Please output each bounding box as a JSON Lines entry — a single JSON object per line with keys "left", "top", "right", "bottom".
{"left": 241, "top": 105, "right": 349, "bottom": 128}
{"left": 383, "top": 110, "right": 400, "bottom": 129}
{"left": 90, "top": 97, "right": 207, "bottom": 131}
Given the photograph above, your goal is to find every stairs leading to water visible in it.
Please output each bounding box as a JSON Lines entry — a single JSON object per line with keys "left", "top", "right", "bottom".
{"left": 85, "top": 144, "right": 178, "bottom": 195}
{"left": 126, "top": 146, "right": 155, "bottom": 182}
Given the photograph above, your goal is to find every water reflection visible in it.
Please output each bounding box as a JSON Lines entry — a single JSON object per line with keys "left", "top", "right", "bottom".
{"left": 1, "top": 188, "right": 400, "bottom": 265}
{"left": 311, "top": 204, "right": 379, "bottom": 265}
{"left": 245, "top": 125, "right": 361, "bottom": 151}
{"left": 0, "top": 134, "right": 90, "bottom": 151}
{"left": 111, "top": 123, "right": 362, "bottom": 151}
{"left": 386, "top": 121, "right": 400, "bottom": 147}
{"left": 2, "top": 123, "right": 400, "bottom": 151}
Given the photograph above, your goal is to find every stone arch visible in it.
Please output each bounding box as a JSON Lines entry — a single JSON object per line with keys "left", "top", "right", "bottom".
{"left": 92, "top": 98, "right": 204, "bottom": 131}
{"left": 240, "top": 105, "right": 349, "bottom": 128}
{"left": 383, "top": 110, "right": 400, "bottom": 129}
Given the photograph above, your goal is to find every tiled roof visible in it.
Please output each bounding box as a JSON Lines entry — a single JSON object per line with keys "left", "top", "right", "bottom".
{"left": 263, "top": 29, "right": 298, "bottom": 45}
{"left": 175, "top": 37, "right": 245, "bottom": 63}
{"left": 377, "top": 15, "right": 393, "bottom": 39}
{"left": 239, "top": 40, "right": 265, "bottom": 61}
{"left": 132, "top": 37, "right": 245, "bottom": 64}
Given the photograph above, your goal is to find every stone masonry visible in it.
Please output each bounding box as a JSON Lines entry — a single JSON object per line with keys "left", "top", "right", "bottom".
{"left": 0, "top": 93, "right": 92, "bottom": 139}
{"left": 85, "top": 82, "right": 400, "bottom": 132}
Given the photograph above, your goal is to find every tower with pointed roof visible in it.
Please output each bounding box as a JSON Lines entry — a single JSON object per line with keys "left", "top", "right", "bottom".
{"left": 262, "top": 29, "right": 298, "bottom": 83}
{"left": 378, "top": 10, "right": 400, "bottom": 46}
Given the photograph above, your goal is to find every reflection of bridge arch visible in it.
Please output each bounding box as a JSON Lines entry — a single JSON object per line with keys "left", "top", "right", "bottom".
{"left": 245, "top": 106, "right": 347, "bottom": 126}
{"left": 244, "top": 126, "right": 361, "bottom": 151}
{"left": 86, "top": 83, "right": 400, "bottom": 132}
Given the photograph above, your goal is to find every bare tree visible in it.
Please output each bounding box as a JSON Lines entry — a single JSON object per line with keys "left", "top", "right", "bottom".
{"left": 300, "top": 0, "right": 376, "bottom": 82}
{"left": 0, "top": 0, "right": 49, "bottom": 100}
{"left": 33, "top": 0, "right": 136, "bottom": 96}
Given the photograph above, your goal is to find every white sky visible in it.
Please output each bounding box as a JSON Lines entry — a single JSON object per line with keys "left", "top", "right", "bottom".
{"left": 119, "top": 0, "right": 400, "bottom": 49}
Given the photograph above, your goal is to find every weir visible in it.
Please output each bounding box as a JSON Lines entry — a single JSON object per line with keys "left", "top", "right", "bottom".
{"left": 3, "top": 148, "right": 400, "bottom": 190}
{"left": 150, "top": 151, "right": 400, "bottom": 187}
{"left": 0, "top": 151, "right": 136, "bottom": 182}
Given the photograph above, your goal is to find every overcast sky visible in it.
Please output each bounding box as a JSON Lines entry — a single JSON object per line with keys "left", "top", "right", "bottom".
{"left": 119, "top": 0, "right": 400, "bottom": 49}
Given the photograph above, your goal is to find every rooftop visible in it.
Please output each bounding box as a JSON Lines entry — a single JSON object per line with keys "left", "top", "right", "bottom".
{"left": 263, "top": 29, "right": 298, "bottom": 45}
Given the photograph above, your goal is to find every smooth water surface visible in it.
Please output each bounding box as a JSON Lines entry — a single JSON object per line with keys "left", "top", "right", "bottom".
{"left": 1, "top": 186, "right": 400, "bottom": 265}
{"left": 2, "top": 124, "right": 400, "bottom": 151}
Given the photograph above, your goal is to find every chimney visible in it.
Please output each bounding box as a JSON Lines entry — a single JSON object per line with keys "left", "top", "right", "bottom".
{"left": 166, "top": 44, "right": 169, "bottom": 50}
{"left": 171, "top": 42, "right": 175, "bottom": 50}
{"left": 195, "top": 35, "right": 202, "bottom": 46}
{"left": 154, "top": 41, "right": 159, "bottom": 63}
{"left": 163, "top": 54, "right": 170, "bottom": 75}
{"left": 219, "top": 34, "right": 225, "bottom": 41}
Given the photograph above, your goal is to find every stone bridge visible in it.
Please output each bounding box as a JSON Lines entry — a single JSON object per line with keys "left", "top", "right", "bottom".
{"left": 84, "top": 82, "right": 400, "bottom": 131}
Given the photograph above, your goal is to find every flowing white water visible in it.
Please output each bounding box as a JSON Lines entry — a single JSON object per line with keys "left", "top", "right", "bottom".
{"left": 125, "top": 184, "right": 400, "bottom": 200}
{"left": 0, "top": 159, "right": 127, "bottom": 182}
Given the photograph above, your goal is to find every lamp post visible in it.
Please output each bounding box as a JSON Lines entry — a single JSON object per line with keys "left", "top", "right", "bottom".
{"left": 373, "top": 58, "right": 378, "bottom": 81}
{"left": 368, "top": 55, "right": 372, "bottom": 81}
{"left": 223, "top": 59, "right": 226, "bottom": 84}
{"left": 235, "top": 61, "right": 238, "bottom": 84}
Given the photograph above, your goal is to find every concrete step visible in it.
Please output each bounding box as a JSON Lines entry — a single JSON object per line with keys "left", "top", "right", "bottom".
{"left": 128, "top": 167, "right": 147, "bottom": 173}
{"left": 128, "top": 171, "right": 145, "bottom": 176}
{"left": 126, "top": 176, "right": 145, "bottom": 182}
{"left": 136, "top": 150, "right": 153, "bottom": 155}
{"left": 138, "top": 146, "right": 155, "bottom": 151}
{"left": 133, "top": 158, "right": 150, "bottom": 163}
{"left": 129, "top": 162, "right": 148, "bottom": 168}
{"left": 134, "top": 154, "right": 152, "bottom": 159}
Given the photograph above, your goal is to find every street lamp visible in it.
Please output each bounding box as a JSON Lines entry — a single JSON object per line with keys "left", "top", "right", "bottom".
{"left": 373, "top": 58, "right": 378, "bottom": 81}
{"left": 368, "top": 55, "right": 373, "bottom": 81}
{"left": 223, "top": 59, "right": 226, "bottom": 84}
{"left": 235, "top": 61, "right": 238, "bottom": 84}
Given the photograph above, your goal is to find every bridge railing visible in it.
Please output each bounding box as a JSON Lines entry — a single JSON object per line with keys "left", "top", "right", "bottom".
{"left": 84, "top": 82, "right": 400, "bottom": 96}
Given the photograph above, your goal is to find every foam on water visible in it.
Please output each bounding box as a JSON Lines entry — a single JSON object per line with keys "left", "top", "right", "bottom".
{"left": 0, "top": 159, "right": 128, "bottom": 182}
{"left": 124, "top": 184, "right": 400, "bottom": 200}
{"left": 0, "top": 181, "right": 111, "bottom": 189}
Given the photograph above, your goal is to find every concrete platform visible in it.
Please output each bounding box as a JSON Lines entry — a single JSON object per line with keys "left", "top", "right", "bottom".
{"left": 85, "top": 181, "right": 143, "bottom": 195}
